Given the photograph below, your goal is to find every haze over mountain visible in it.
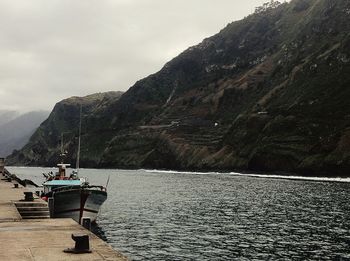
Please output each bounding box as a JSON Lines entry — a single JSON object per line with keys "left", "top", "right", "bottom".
{"left": 0, "top": 110, "right": 49, "bottom": 157}
{"left": 0, "top": 110, "right": 19, "bottom": 127}
{"left": 8, "top": 0, "right": 350, "bottom": 176}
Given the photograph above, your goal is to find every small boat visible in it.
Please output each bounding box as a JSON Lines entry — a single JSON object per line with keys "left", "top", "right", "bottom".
{"left": 41, "top": 105, "right": 107, "bottom": 224}
{"left": 42, "top": 163, "right": 107, "bottom": 224}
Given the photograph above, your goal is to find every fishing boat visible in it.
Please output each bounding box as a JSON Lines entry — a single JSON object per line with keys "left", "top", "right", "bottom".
{"left": 41, "top": 106, "right": 108, "bottom": 224}
{"left": 42, "top": 163, "right": 107, "bottom": 224}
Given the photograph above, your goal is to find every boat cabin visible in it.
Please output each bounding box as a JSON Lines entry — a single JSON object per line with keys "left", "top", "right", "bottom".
{"left": 43, "top": 180, "right": 83, "bottom": 194}
{"left": 57, "top": 163, "right": 70, "bottom": 178}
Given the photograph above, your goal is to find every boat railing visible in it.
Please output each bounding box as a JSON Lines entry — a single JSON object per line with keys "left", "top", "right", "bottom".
{"left": 51, "top": 185, "right": 81, "bottom": 193}
{"left": 50, "top": 184, "right": 106, "bottom": 193}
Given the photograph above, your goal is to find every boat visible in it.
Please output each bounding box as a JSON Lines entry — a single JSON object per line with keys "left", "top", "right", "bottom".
{"left": 41, "top": 106, "right": 107, "bottom": 224}
{"left": 41, "top": 163, "right": 107, "bottom": 224}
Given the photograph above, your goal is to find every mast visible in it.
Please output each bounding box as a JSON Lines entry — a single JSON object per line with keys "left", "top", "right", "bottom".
{"left": 58, "top": 133, "right": 70, "bottom": 178}
{"left": 60, "top": 132, "right": 68, "bottom": 163}
{"left": 76, "top": 104, "right": 82, "bottom": 174}
{"left": 60, "top": 133, "right": 64, "bottom": 163}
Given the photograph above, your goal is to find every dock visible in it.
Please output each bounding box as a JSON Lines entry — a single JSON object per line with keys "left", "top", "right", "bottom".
{"left": 0, "top": 168, "right": 128, "bottom": 261}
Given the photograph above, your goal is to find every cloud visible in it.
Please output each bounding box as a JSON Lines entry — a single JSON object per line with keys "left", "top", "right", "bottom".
{"left": 0, "top": 0, "right": 269, "bottom": 112}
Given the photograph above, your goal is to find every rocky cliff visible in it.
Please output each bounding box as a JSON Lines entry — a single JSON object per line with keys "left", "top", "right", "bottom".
{"left": 8, "top": 0, "right": 350, "bottom": 176}
{"left": 8, "top": 92, "right": 123, "bottom": 167}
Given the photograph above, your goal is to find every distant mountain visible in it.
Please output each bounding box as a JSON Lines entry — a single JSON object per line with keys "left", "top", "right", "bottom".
{"left": 8, "top": 0, "right": 350, "bottom": 176}
{"left": 0, "top": 110, "right": 19, "bottom": 127}
{"left": 0, "top": 111, "right": 50, "bottom": 157}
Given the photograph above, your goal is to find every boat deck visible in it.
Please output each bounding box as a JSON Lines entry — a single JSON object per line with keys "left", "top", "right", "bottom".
{"left": 0, "top": 172, "right": 128, "bottom": 261}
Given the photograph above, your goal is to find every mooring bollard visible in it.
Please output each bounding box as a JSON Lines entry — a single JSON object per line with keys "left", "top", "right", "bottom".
{"left": 24, "top": 192, "right": 34, "bottom": 201}
{"left": 64, "top": 233, "right": 92, "bottom": 254}
{"left": 13, "top": 184, "right": 19, "bottom": 188}
{"left": 82, "top": 218, "right": 92, "bottom": 231}
{"left": 0, "top": 158, "right": 4, "bottom": 177}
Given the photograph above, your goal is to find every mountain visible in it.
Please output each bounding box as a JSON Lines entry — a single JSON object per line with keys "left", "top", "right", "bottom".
{"left": 7, "top": 91, "right": 123, "bottom": 166}
{"left": 8, "top": 0, "right": 350, "bottom": 176}
{"left": 0, "top": 111, "right": 50, "bottom": 157}
{"left": 0, "top": 110, "right": 19, "bottom": 127}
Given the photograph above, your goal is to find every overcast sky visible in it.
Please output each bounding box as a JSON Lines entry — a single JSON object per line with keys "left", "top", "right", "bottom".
{"left": 0, "top": 0, "right": 272, "bottom": 113}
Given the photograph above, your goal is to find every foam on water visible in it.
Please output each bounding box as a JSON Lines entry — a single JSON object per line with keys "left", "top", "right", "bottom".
{"left": 144, "top": 168, "right": 350, "bottom": 183}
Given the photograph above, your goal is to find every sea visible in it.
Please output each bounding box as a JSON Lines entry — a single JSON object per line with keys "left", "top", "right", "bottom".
{"left": 7, "top": 166, "right": 350, "bottom": 261}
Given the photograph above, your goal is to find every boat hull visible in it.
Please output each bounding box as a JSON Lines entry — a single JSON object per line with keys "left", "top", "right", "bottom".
{"left": 50, "top": 188, "right": 107, "bottom": 224}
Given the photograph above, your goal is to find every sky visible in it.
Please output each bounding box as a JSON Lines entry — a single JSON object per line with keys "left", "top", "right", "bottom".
{"left": 0, "top": 0, "right": 272, "bottom": 113}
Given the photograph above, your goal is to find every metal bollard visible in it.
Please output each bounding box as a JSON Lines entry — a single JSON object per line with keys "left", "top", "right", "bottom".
{"left": 63, "top": 233, "right": 92, "bottom": 254}
{"left": 82, "top": 218, "right": 91, "bottom": 231}
{"left": 24, "top": 192, "right": 34, "bottom": 201}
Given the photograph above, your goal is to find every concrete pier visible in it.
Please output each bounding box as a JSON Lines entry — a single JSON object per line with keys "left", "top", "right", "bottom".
{"left": 0, "top": 170, "right": 128, "bottom": 261}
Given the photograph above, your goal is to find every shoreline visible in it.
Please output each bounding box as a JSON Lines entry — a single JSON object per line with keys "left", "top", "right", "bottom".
{"left": 8, "top": 165, "right": 350, "bottom": 184}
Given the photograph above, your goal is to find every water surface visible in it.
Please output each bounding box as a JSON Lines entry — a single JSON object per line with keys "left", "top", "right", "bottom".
{"left": 8, "top": 167, "right": 350, "bottom": 260}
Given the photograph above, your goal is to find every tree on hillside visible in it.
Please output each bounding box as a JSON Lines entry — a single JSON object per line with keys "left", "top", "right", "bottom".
{"left": 255, "top": 0, "right": 283, "bottom": 14}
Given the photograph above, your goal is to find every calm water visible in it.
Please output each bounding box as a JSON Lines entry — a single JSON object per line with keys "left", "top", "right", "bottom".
{"left": 8, "top": 167, "right": 350, "bottom": 260}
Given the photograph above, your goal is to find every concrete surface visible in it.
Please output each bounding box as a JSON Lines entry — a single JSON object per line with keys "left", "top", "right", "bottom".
{"left": 0, "top": 178, "right": 22, "bottom": 222}
{"left": 0, "top": 172, "right": 128, "bottom": 261}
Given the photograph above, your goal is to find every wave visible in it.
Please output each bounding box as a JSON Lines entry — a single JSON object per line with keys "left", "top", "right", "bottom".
{"left": 144, "top": 169, "right": 350, "bottom": 183}
{"left": 143, "top": 169, "right": 222, "bottom": 175}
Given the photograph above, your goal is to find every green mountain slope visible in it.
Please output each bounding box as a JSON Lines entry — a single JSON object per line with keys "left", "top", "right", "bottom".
{"left": 8, "top": 0, "right": 350, "bottom": 176}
